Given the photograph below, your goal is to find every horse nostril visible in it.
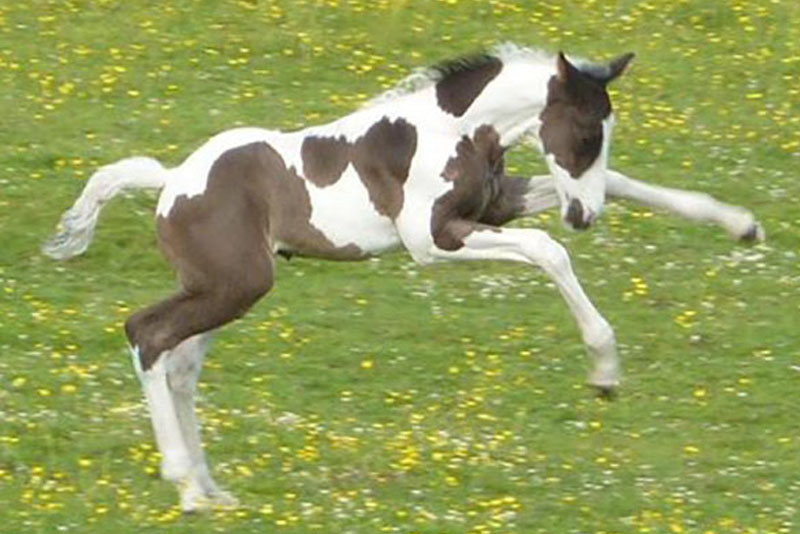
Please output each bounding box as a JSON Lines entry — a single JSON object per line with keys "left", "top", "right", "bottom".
{"left": 565, "top": 199, "right": 590, "bottom": 230}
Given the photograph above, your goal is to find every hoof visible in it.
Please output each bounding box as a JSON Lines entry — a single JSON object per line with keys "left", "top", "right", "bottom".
{"left": 588, "top": 366, "right": 619, "bottom": 399}
{"left": 593, "top": 385, "right": 617, "bottom": 401}
{"left": 179, "top": 484, "right": 240, "bottom": 514}
{"left": 208, "top": 490, "right": 240, "bottom": 509}
{"left": 739, "top": 222, "right": 765, "bottom": 243}
{"left": 181, "top": 494, "right": 240, "bottom": 514}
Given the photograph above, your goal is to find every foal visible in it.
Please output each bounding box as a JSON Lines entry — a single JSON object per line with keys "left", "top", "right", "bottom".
{"left": 44, "top": 45, "right": 762, "bottom": 511}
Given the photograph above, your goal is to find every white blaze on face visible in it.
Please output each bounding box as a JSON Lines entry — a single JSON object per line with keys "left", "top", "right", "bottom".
{"left": 548, "top": 115, "right": 615, "bottom": 228}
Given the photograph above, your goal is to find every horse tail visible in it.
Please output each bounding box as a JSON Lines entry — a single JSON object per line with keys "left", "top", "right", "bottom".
{"left": 42, "top": 156, "right": 171, "bottom": 260}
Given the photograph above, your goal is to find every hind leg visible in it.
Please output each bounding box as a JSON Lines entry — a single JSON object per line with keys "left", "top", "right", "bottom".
{"left": 127, "top": 140, "right": 279, "bottom": 509}
{"left": 165, "top": 333, "right": 239, "bottom": 510}
{"left": 126, "top": 254, "right": 273, "bottom": 510}
{"left": 130, "top": 343, "right": 193, "bottom": 487}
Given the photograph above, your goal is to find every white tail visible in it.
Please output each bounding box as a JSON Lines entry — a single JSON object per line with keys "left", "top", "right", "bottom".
{"left": 43, "top": 157, "right": 170, "bottom": 260}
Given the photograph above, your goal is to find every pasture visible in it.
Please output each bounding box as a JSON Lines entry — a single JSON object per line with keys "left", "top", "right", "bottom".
{"left": 1, "top": 0, "right": 798, "bottom": 532}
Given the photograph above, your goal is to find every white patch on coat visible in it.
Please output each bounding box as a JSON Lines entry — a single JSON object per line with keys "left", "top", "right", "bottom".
{"left": 459, "top": 58, "right": 552, "bottom": 146}
{"left": 305, "top": 162, "right": 401, "bottom": 254}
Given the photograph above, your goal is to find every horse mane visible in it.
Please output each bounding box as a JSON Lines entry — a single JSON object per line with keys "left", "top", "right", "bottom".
{"left": 430, "top": 53, "right": 499, "bottom": 81}
{"left": 363, "top": 43, "right": 552, "bottom": 108}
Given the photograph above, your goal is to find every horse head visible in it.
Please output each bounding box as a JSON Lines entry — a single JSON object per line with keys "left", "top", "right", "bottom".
{"left": 540, "top": 51, "right": 634, "bottom": 230}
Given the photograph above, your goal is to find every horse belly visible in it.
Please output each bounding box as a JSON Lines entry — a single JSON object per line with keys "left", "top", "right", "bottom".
{"left": 298, "top": 164, "right": 402, "bottom": 257}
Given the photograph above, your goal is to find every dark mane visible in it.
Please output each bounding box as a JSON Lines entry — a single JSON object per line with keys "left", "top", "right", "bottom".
{"left": 364, "top": 43, "right": 546, "bottom": 108}
{"left": 431, "top": 53, "right": 504, "bottom": 117}
{"left": 430, "top": 53, "right": 501, "bottom": 82}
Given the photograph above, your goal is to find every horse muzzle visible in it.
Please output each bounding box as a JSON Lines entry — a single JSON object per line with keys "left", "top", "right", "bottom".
{"left": 564, "top": 199, "right": 594, "bottom": 231}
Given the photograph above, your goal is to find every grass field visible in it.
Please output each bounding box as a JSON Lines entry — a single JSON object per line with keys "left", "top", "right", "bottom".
{"left": 2, "top": 0, "right": 799, "bottom": 532}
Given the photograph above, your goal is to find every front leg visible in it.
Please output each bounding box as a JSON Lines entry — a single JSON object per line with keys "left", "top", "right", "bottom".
{"left": 422, "top": 220, "right": 620, "bottom": 392}
{"left": 479, "top": 174, "right": 558, "bottom": 225}
{"left": 606, "top": 169, "right": 764, "bottom": 242}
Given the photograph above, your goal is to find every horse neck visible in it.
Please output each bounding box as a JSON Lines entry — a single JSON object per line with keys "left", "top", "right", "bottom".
{"left": 458, "top": 58, "right": 553, "bottom": 146}
{"left": 310, "top": 56, "right": 555, "bottom": 146}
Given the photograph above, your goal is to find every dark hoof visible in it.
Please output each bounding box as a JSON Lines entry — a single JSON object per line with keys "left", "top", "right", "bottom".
{"left": 739, "top": 223, "right": 764, "bottom": 243}
{"left": 594, "top": 385, "right": 617, "bottom": 401}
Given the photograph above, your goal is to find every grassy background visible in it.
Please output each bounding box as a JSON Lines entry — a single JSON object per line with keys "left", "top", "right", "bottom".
{"left": 1, "top": 0, "right": 799, "bottom": 532}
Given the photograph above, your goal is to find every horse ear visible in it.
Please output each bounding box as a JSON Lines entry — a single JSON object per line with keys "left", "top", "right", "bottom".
{"left": 555, "top": 51, "right": 577, "bottom": 82}
{"left": 605, "top": 52, "right": 635, "bottom": 84}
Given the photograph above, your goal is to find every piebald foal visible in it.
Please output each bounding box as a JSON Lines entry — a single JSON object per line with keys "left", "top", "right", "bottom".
{"left": 44, "top": 45, "right": 762, "bottom": 511}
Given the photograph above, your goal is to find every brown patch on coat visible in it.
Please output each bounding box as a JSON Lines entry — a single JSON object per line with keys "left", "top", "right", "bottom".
{"left": 435, "top": 219, "right": 500, "bottom": 251}
{"left": 126, "top": 142, "right": 362, "bottom": 370}
{"left": 351, "top": 117, "right": 418, "bottom": 219}
{"left": 251, "top": 142, "right": 365, "bottom": 260}
{"left": 299, "top": 118, "right": 418, "bottom": 219}
{"left": 539, "top": 53, "right": 611, "bottom": 178}
{"left": 301, "top": 135, "right": 351, "bottom": 187}
{"left": 127, "top": 144, "right": 276, "bottom": 371}
{"left": 431, "top": 125, "right": 507, "bottom": 251}
{"left": 435, "top": 56, "right": 503, "bottom": 117}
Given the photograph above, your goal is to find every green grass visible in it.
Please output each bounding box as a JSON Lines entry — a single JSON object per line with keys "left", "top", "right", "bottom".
{"left": 1, "top": 0, "right": 799, "bottom": 532}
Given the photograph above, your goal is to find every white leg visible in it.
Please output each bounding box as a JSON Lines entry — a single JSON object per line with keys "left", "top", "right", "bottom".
{"left": 521, "top": 175, "right": 559, "bottom": 216}
{"left": 130, "top": 346, "right": 193, "bottom": 484}
{"left": 428, "top": 224, "right": 619, "bottom": 390}
{"left": 166, "top": 334, "right": 238, "bottom": 512}
{"left": 606, "top": 169, "right": 764, "bottom": 241}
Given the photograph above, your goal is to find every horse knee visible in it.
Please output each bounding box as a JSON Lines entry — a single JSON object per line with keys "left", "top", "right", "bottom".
{"left": 124, "top": 264, "right": 272, "bottom": 374}
{"left": 521, "top": 231, "right": 571, "bottom": 274}
{"left": 125, "top": 312, "right": 152, "bottom": 368}
{"left": 125, "top": 309, "right": 179, "bottom": 372}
